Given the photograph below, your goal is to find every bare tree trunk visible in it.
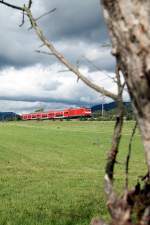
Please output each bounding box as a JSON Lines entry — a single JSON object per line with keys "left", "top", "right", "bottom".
{"left": 96, "top": 1, "right": 150, "bottom": 225}
{"left": 101, "top": 0, "right": 150, "bottom": 175}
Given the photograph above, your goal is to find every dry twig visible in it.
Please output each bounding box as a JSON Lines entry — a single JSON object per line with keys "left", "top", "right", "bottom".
{"left": 125, "top": 122, "right": 137, "bottom": 190}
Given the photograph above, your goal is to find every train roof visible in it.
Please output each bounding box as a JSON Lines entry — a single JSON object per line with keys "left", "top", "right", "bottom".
{"left": 21, "top": 107, "right": 91, "bottom": 115}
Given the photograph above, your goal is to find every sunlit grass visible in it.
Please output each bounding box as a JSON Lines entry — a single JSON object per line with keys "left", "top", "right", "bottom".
{"left": 0, "top": 121, "right": 146, "bottom": 225}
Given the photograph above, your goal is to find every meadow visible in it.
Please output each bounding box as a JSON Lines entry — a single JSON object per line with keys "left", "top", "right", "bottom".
{"left": 0, "top": 121, "right": 146, "bottom": 225}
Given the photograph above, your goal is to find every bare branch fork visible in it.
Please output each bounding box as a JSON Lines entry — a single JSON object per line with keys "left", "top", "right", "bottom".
{"left": 28, "top": 8, "right": 56, "bottom": 30}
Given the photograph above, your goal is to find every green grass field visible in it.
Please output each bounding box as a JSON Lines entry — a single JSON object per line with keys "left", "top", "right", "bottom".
{"left": 0, "top": 121, "right": 146, "bottom": 225}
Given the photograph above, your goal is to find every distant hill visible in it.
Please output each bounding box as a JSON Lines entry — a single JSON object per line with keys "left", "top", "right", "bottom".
{"left": 91, "top": 102, "right": 131, "bottom": 112}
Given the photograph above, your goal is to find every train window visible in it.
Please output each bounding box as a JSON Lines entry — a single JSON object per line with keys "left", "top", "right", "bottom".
{"left": 48, "top": 113, "right": 53, "bottom": 116}
{"left": 42, "top": 114, "right": 47, "bottom": 117}
{"left": 55, "top": 114, "right": 63, "bottom": 117}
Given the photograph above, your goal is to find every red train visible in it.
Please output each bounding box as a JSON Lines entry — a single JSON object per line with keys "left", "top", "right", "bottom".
{"left": 21, "top": 107, "right": 92, "bottom": 121}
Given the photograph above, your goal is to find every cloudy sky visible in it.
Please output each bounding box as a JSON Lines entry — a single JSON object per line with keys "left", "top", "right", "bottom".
{"left": 0, "top": 0, "right": 118, "bottom": 113}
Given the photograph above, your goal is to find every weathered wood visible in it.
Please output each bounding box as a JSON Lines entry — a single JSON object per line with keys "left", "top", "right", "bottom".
{"left": 101, "top": 0, "right": 150, "bottom": 175}
{"left": 100, "top": 1, "right": 150, "bottom": 224}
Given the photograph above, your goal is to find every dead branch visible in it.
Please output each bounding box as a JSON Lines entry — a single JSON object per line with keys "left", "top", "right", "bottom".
{"left": 0, "top": 1, "right": 23, "bottom": 11}
{"left": 19, "top": 7, "right": 25, "bottom": 27}
{"left": 35, "top": 50, "right": 54, "bottom": 56}
{"left": 28, "top": 0, "right": 32, "bottom": 9}
{"left": 105, "top": 65, "right": 124, "bottom": 184}
{"left": 26, "top": 7, "right": 118, "bottom": 100}
{"left": 0, "top": 1, "right": 118, "bottom": 101}
{"left": 125, "top": 122, "right": 137, "bottom": 190}
{"left": 81, "top": 55, "right": 115, "bottom": 82}
{"left": 36, "top": 8, "right": 56, "bottom": 21}
{"left": 105, "top": 100, "right": 124, "bottom": 182}
{"left": 141, "top": 172, "right": 150, "bottom": 181}
{"left": 58, "top": 70, "right": 70, "bottom": 73}
{"left": 39, "top": 43, "right": 45, "bottom": 48}
{"left": 28, "top": 8, "right": 56, "bottom": 30}
{"left": 103, "top": 68, "right": 125, "bottom": 225}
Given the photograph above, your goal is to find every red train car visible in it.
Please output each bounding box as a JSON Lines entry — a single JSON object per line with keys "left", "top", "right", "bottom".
{"left": 21, "top": 107, "right": 91, "bottom": 121}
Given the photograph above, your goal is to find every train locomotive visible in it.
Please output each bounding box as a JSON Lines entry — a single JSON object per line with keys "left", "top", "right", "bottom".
{"left": 21, "top": 107, "right": 92, "bottom": 121}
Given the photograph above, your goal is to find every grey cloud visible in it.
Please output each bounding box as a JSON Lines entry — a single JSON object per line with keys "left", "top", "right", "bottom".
{"left": 40, "top": 0, "right": 107, "bottom": 42}
{"left": 0, "top": 95, "right": 95, "bottom": 107}
{"left": 0, "top": 0, "right": 113, "bottom": 71}
{"left": 40, "top": 80, "right": 62, "bottom": 91}
{"left": 0, "top": 1, "right": 117, "bottom": 112}
{"left": 0, "top": 100, "right": 78, "bottom": 113}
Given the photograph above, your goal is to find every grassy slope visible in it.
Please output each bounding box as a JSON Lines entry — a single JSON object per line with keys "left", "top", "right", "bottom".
{"left": 0, "top": 121, "right": 146, "bottom": 225}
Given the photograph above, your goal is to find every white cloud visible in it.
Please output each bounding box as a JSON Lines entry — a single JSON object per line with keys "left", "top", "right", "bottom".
{"left": 0, "top": 0, "right": 129, "bottom": 113}
{"left": 0, "top": 63, "right": 121, "bottom": 113}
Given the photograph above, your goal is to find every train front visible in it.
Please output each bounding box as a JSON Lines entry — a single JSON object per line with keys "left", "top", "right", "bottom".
{"left": 84, "top": 108, "right": 92, "bottom": 117}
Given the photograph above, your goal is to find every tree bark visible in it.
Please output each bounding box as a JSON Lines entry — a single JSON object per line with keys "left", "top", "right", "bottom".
{"left": 99, "top": 1, "right": 150, "bottom": 224}
{"left": 101, "top": 0, "right": 150, "bottom": 175}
